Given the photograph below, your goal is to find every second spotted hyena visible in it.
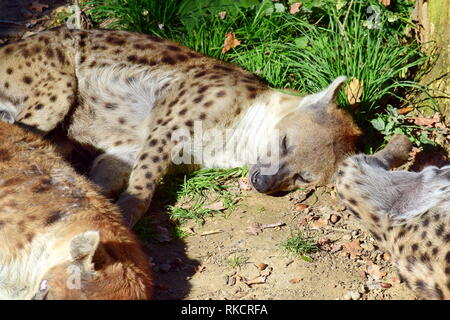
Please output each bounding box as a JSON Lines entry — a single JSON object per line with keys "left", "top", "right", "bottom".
{"left": 0, "top": 27, "right": 361, "bottom": 226}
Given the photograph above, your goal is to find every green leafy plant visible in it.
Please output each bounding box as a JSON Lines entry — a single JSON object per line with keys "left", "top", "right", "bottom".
{"left": 370, "top": 105, "right": 437, "bottom": 148}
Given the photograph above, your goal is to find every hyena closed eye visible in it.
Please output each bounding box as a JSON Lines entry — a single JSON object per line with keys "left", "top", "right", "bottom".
{"left": 0, "top": 122, "right": 152, "bottom": 300}
{"left": 0, "top": 27, "right": 361, "bottom": 227}
{"left": 336, "top": 134, "right": 450, "bottom": 300}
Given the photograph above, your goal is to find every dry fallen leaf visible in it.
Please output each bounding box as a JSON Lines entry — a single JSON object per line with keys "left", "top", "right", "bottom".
{"left": 246, "top": 223, "right": 263, "bottom": 235}
{"left": 203, "top": 200, "right": 226, "bottom": 211}
{"left": 29, "top": 1, "right": 49, "bottom": 13}
{"left": 294, "top": 203, "right": 308, "bottom": 211}
{"left": 289, "top": 2, "right": 302, "bottom": 14}
{"left": 410, "top": 112, "right": 440, "bottom": 127}
{"left": 222, "top": 32, "right": 241, "bottom": 54}
{"left": 218, "top": 11, "right": 227, "bottom": 20}
{"left": 343, "top": 239, "right": 363, "bottom": 259}
{"left": 289, "top": 278, "right": 302, "bottom": 284}
{"left": 379, "top": 0, "right": 391, "bottom": 6}
{"left": 344, "top": 77, "right": 364, "bottom": 107}
{"left": 311, "top": 217, "right": 327, "bottom": 229}
{"left": 367, "top": 263, "right": 387, "bottom": 280}
{"left": 398, "top": 106, "right": 414, "bottom": 115}
{"left": 238, "top": 177, "right": 252, "bottom": 191}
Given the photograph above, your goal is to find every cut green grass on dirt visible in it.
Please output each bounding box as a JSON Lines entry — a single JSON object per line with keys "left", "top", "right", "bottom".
{"left": 160, "top": 167, "right": 248, "bottom": 224}
{"left": 227, "top": 255, "right": 249, "bottom": 269}
{"left": 281, "top": 232, "right": 319, "bottom": 262}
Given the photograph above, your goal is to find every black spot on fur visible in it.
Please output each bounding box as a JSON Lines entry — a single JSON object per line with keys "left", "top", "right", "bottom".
{"left": 46, "top": 211, "right": 64, "bottom": 225}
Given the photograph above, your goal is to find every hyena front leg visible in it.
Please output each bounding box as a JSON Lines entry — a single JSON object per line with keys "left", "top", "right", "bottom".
{"left": 116, "top": 127, "right": 185, "bottom": 228}
{"left": 15, "top": 74, "right": 77, "bottom": 132}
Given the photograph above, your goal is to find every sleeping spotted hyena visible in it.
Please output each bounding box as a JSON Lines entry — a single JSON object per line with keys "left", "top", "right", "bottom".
{"left": 0, "top": 122, "right": 152, "bottom": 300}
{"left": 0, "top": 27, "right": 361, "bottom": 227}
{"left": 336, "top": 134, "right": 449, "bottom": 300}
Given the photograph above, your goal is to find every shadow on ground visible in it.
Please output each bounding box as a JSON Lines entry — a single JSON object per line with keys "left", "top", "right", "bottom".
{"left": 0, "top": 0, "right": 68, "bottom": 40}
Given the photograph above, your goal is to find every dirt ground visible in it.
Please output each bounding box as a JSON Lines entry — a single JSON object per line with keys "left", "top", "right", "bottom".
{"left": 144, "top": 182, "right": 418, "bottom": 300}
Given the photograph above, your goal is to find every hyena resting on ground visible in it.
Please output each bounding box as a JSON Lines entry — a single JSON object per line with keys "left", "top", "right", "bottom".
{"left": 337, "top": 134, "right": 450, "bottom": 300}
{"left": 0, "top": 27, "right": 361, "bottom": 227}
{"left": 0, "top": 122, "right": 152, "bottom": 300}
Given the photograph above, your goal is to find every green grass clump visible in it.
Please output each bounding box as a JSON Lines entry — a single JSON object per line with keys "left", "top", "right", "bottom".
{"left": 227, "top": 255, "right": 249, "bottom": 269}
{"left": 282, "top": 232, "right": 318, "bottom": 262}
{"left": 159, "top": 167, "right": 247, "bottom": 224}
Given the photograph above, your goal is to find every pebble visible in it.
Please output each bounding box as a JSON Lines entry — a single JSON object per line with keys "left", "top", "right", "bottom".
{"left": 228, "top": 276, "right": 236, "bottom": 286}
{"left": 330, "top": 214, "right": 340, "bottom": 224}
{"left": 382, "top": 252, "right": 391, "bottom": 261}
{"left": 344, "top": 290, "right": 361, "bottom": 300}
{"left": 258, "top": 263, "right": 268, "bottom": 271}
{"left": 381, "top": 282, "right": 392, "bottom": 289}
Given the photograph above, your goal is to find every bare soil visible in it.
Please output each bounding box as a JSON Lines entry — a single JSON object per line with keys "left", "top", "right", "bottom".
{"left": 144, "top": 183, "right": 417, "bottom": 300}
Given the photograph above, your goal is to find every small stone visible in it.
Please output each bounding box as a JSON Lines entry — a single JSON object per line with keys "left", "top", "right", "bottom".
{"left": 257, "top": 263, "right": 268, "bottom": 271}
{"left": 344, "top": 290, "right": 361, "bottom": 300}
{"left": 228, "top": 276, "right": 236, "bottom": 286}
{"left": 381, "top": 282, "right": 392, "bottom": 289}
{"left": 295, "top": 203, "right": 308, "bottom": 211}
{"left": 330, "top": 214, "right": 340, "bottom": 224}
{"left": 349, "top": 291, "right": 361, "bottom": 300}
{"left": 382, "top": 252, "right": 391, "bottom": 261}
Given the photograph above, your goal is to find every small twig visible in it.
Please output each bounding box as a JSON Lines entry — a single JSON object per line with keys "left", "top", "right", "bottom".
{"left": 200, "top": 229, "right": 223, "bottom": 236}
{"left": 260, "top": 222, "right": 286, "bottom": 229}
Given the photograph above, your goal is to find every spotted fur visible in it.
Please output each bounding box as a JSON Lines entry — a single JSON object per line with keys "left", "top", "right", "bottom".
{"left": 0, "top": 122, "right": 152, "bottom": 300}
{"left": 0, "top": 27, "right": 360, "bottom": 227}
{"left": 336, "top": 134, "right": 450, "bottom": 300}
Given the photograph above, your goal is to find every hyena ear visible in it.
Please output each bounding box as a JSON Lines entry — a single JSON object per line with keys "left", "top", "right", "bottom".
{"left": 70, "top": 230, "right": 109, "bottom": 270}
{"left": 298, "top": 76, "right": 347, "bottom": 111}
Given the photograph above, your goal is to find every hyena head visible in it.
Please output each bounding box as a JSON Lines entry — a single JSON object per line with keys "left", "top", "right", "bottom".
{"left": 249, "top": 76, "right": 361, "bottom": 193}
{"left": 34, "top": 231, "right": 149, "bottom": 300}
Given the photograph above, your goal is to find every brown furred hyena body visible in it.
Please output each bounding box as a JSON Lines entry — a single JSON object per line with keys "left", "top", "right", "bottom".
{"left": 336, "top": 135, "right": 450, "bottom": 300}
{"left": 0, "top": 27, "right": 361, "bottom": 227}
{"left": 0, "top": 122, "right": 152, "bottom": 300}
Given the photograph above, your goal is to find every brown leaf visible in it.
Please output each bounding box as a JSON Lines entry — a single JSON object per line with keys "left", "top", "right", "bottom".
{"left": 343, "top": 239, "right": 363, "bottom": 259}
{"left": 379, "top": 0, "right": 391, "bottom": 6}
{"left": 294, "top": 203, "right": 308, "bottom": 211}
{"left": 29, "top": 1, "right": 49, "bottom": 13}
{"left": 289, "top": 2, "right": 302, "bottom": 14}
{"left": 398, "top": 107, "right": 414, "bottom": 115}
{"left": 195, "top": 265, "right": 206, "bottom": 274}
{"left": 222, "top": 32, "right": 241, "bottom": 54}
{"left": 289, "top": 278, "right": 302, "bottom": 284}
{"left": 344, "top": 78, "right": 364, "bottom": 106}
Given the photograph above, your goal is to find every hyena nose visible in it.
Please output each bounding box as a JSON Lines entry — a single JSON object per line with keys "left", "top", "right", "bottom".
{"left": 250, "top": 170, "right": 272, "bottom": 193}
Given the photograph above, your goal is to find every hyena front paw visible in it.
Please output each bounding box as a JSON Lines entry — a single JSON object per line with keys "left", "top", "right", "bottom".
{"left": 116, "top": 193, "right": 149, "bottom": 228}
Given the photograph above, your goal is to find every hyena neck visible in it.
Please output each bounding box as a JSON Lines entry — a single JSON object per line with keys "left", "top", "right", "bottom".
{"left": 200, "top": 91, "right": 301, "bottom": 168}
{"left": 0, "top": 232, "right": 70, "bottom": 299}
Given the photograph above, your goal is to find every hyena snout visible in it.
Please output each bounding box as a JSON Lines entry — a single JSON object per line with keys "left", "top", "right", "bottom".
{"left": 249, "top": 163, "right": 295, "bottom": 194}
